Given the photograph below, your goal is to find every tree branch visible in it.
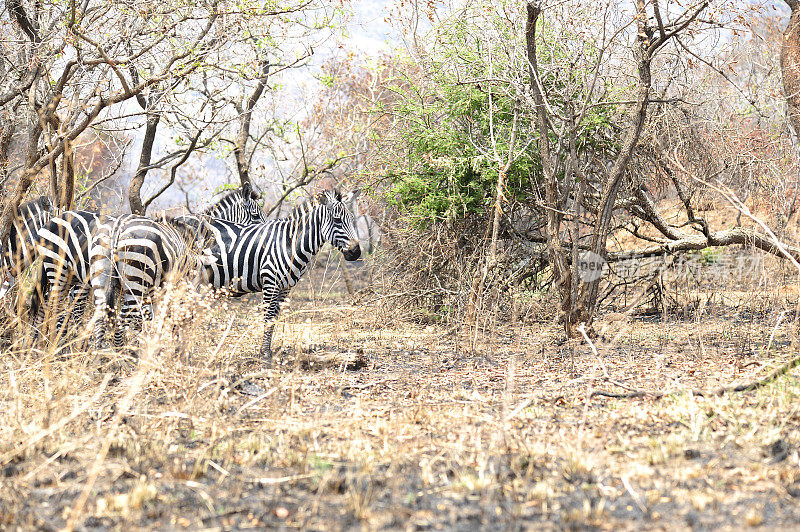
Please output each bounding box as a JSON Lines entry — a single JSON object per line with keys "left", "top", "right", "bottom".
{"left": 142, "top": 130, "right": 205, "bottom": 212}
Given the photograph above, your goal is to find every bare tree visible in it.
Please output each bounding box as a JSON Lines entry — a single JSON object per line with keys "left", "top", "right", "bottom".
{"left": 524, "top": 1, "right": 711, "bottom": 335}
{"left": 1, "top": 0, "right": 341, "bottom": 228}
{"left": 0, "top": 0, "right": 224, "bottom": 235}
{"left": 783, "top": 0, "right": 800, "bottom": 139}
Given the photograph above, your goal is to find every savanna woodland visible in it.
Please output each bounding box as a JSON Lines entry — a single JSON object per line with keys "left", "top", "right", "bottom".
{"left": 4, "top": 0, "right": 800, "bottom": 529}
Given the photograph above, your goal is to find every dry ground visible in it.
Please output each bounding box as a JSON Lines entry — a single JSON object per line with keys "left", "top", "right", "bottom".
{"left": 1, "top": 264, "right": 800, "bottom": 530}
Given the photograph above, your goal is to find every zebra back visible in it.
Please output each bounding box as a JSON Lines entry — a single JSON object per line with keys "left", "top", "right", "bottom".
{"left": 37, "top": 210, "right": 104, "bottom": 284}
{"left": 106, "top": 214, "right": 215, "bottom": 299}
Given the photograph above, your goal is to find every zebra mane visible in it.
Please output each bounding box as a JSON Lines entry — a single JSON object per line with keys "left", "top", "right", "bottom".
{"left": 160, "top": 215, "right": 214, "bottom": 250}
{"left": 286, "top": 189, "right": 343, "bottom": 218}
{"left": 20, "top": 195, "right": 53, "bottom": 213}
{"left": 319, "top": 188, "right": 343, "bottom": 203}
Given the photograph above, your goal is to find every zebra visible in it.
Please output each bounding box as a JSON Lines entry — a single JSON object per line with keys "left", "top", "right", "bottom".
{"left": 202, "top": 182, "right": 268, "bottom": 224}
{"left": 193, "top": 189, "right": 361, "bottom": 363}
{"left": 0, "top": 196, "right": 54, "bottom": 302}
{"left": 29, "top": 185, "right": 266, "bottom": 342}
{"left": 89, "top": 214, "right": 216, "bottom": 348}
{"left": 28, "top": 210, "right": 112, "bottom": 340}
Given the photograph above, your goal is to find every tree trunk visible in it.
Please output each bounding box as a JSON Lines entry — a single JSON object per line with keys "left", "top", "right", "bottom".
{"left": 129, "top": 112, "right": 161, "bottom": 215}
{"left": 782, "top": 0, "right": 800, "bottom": 139}
{"left": 525, "top": 4, "right": 573, "bottom": 332}
{"left": 59, "top": 138, "right": 75, "bottom": 210}
{"left": 0, "top": 106, "right": 42, "bottom": 249}
{"left": 0, "top": 117, "right": 17, "bottom": 195}
{"left": 526, "top": 0, "right": 685, "bottom": 337}
{"left": 233, "top": 58, "right": 270, "bottom": 188}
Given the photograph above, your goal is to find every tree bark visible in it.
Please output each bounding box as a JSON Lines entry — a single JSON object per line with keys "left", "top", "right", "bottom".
{"left": 526, "top": 3, "right": 573, "bottom": 331}
{"left": 0, "top": 1, "right": 42, "bottom": 244}
{"left": 0, "top": 98, "right": 43, "bottom": 248}
{"left": 233, "top": 58, "right": 270, "bottom": 188}
{"left": 129, "top": 112, "right": 162, "bottom": 215}
{"left": 573, "top": 2, "right": 654, "bottom": 333}
{"left": 59, "top": 138, "right": 75, "bottom": 210}
{"left": 0, "top": 120, "right": 15, "bottom": 182}
{"left": 782, "top": 0, "right": 800, "bottom": 139}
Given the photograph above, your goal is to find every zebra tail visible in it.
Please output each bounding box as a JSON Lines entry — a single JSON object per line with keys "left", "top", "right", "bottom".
{"left": 109, "top": 214, "right": 128, "bottom": 300}
{"left": 104, "top": 215, "right": 127, "bottom": 330}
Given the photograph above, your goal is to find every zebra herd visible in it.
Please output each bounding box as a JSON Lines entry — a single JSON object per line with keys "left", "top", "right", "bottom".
{"left": 0, "top": 185, "right": 361, "bottom": 362}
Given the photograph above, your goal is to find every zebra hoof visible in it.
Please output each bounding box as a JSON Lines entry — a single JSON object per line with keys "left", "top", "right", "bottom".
{"left": 259, "top": 349, "right": 273, "bottom": 366}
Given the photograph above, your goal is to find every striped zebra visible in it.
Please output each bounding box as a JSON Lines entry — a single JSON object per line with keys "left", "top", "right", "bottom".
{"left": 29, "top": 210, "right": 112, "bottom": 339}
{"left": 0, "top": 196, "right": 54, "bottom": 302}
{"left": 29, "top": 185, "right": 266, "bottom": 342}
{"left": 203, "top": 182, "right": 268, "bottom": 224}
{"left": 193, "top": 190, "right": 361, "bottom": 362}
{"left": 89, "top": 214, "right": 215, "bottom": 348}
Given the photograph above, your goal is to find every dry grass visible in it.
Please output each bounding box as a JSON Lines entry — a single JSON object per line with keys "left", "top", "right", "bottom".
{"left": 1, "top": 257, "right": 800, "bottom": 530}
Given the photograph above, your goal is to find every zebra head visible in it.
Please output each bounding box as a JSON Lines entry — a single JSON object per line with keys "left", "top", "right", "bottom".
{"left": 318, "top": 190, "right": 361, "bottom": 261}
{"left": 240, "top": 182, "right": 269, "bottom": 224}
{"left": 204, "top": 182, "right": 268, "bottom": 224}
{"left": 162, "top": 215, "right": 218, "bottom": 287}
{"left": 16, "top": 196, "right": 54, "bottom": 235}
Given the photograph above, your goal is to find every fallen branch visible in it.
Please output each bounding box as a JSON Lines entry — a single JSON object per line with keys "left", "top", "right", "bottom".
{"left": 589, "top": 353, "right": 800, "bottom": 400}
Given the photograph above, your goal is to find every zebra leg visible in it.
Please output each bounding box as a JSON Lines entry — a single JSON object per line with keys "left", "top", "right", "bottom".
{"left": 68, "top": 283, "right": 90, "bottom": 326}
{"left": 260, "top": 286, "right": 282, "bottom": 364}
{"left": 30, "top": 262, "right": 70, "bottom": 346}
{"left": 117, "top": 296, "right": 144, "bottom": 349}
{"left": 28, "top": 264, "right": 49, "bottom": 342}
{"left": 88, "top": 223, "right": 116, "bottom": 350}
{"left": 103, "top": 279, "right": 124, "bottom": 349}
{"left": 89, "top": 261, "right": 116, "bottom": 349}
{"left": 260, "top": 287, "right": 288, "bottom": 364}
{"left": 49, "top": 272, "right": 76, "bottom": 345}
{"left": 112, "top": 303, "right": 129, "bottom": 349}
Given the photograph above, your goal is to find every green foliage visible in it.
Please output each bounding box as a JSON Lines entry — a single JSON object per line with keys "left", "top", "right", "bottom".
{"left": 385, "top": 74, "right": 538, "bottom": 226}
{"left": 318, "top": 73, "right": 336, "bottom": 88}
{"left": 384, "top": 2, "right": 618, "bottom": 227}
{"left": 696, "top": 248, "right": 722, "bottom": 264}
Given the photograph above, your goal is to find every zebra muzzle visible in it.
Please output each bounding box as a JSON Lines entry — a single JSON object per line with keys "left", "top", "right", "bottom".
{"left": 341, "top": 241, "right": 361, "bottom": 261}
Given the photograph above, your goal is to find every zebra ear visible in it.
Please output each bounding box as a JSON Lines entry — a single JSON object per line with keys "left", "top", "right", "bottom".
{"left": 342, "top": 189, "right": 361, "bottom": 204}
{"left": 38, "top": 196, "right": 54, "bottom": 212}
{"left": 242, "top": 182, "right": 252, "bottom": 197}
{"left": 317, "top": 190, "right": 331, "bottom": 206}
